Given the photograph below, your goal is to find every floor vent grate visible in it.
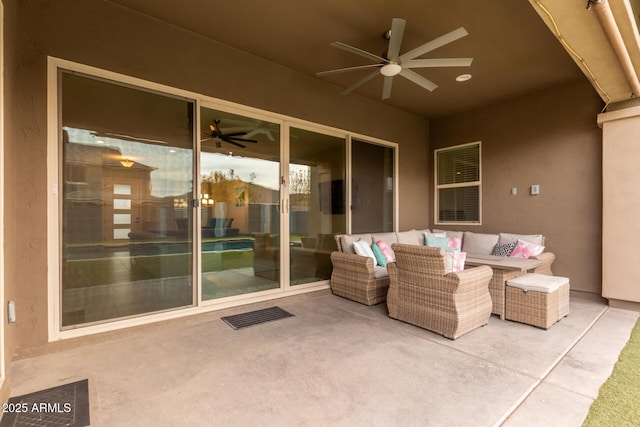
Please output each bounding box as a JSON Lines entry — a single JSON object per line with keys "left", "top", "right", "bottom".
{"left": 221, "top": 306, "right": 294, "bottom": 330}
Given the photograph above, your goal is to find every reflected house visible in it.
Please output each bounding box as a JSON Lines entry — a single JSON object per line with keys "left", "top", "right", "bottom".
{"left": 201, "top": 173, "right": 280, "bottom": 237}
{"left": 63, "top": 140, "right": 155, "bottom": 248}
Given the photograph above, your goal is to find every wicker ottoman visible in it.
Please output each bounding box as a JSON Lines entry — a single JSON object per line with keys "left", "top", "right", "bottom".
{"left": 505, "top": 273, "right": 570, "bottom": 329}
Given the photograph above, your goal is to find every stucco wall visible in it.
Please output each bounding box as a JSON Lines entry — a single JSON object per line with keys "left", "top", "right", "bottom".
{"left": 430, "top": 78, "right": 604, "bottom": 295}
{"left": 599, "top": 106, "right": 640, "bottom": 305}
{"left": 4, "top": 0, "right": 429, "bottom": 351}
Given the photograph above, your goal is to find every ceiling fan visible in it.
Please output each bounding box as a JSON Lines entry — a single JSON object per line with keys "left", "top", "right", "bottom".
{"left": 316, "top": 18, "right": 473, "bottom": 100}
{"left": 202, "top": 120, "right": 258, "bottom": 148}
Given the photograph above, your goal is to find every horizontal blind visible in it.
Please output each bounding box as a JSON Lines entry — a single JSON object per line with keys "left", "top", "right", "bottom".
{"left": 435, "top": 142, "right": 480, "bottom": 224}
{"left": 436, "top": 143, "right": 479, "bottom": 185}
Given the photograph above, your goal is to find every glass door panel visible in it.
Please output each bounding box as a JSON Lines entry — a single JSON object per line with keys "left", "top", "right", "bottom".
{"left": 60, "top": 71, "right": 195, "bottom": 328}
{"left": 351, "top": 139, "right": 395, "bottom": 233}
{"left": 289, "top": 127, "right": 346, "bottom": 285}
{"left": 200, "top": 107, "right": 281, "bottom": 300}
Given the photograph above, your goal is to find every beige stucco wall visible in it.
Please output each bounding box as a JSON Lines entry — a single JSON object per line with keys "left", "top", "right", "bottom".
{"left": 3, "top": 0, "right": 429, "bottom": 356}
{"left": 430, "top": 79, "right": 604, "bottom": 296}
{"left": 599, "top": 105, "right": 640, "bottom": 304}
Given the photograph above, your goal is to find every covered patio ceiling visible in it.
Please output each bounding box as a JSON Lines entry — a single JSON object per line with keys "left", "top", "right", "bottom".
{"left": 106, "top": 0, "right": 640, "bottom": 118}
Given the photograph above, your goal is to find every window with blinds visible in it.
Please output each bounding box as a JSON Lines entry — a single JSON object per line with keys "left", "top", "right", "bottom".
{"left": 435, "top": 142, "right": 481, "bottom": 224}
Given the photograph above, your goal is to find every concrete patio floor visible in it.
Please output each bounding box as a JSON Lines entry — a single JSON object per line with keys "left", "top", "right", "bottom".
{"left": 6, "top": 289, "right": 639, "bottom": 426}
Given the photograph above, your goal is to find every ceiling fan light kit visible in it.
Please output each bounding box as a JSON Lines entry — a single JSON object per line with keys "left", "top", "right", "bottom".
{"left": 380, "top": 63, "right": 402, "bottom": 77}
{"left": 317, "top": 18, "right": 473, "bottom": 100}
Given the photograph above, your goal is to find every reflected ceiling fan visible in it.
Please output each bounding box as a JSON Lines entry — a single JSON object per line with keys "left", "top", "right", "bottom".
{"left": 201, "top": 120, "right": 258, "bottom": 148}
{"left": 316, "top": 18, "right": 473, "bottom": 99}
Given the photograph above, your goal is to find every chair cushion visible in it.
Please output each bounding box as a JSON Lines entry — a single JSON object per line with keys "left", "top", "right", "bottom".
{"left": 373, "top": 266, "right": 389, "bottom": 279}
{"left": 507, "top": 273, "right": 569, "bottom": 293}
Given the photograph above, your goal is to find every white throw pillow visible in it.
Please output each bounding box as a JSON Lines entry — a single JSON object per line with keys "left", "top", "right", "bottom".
{"left": 444, "top": 250, "right": 467, "bottom": 273}
{"left": 352, "top": 239, "right": 377, "bottom": 265}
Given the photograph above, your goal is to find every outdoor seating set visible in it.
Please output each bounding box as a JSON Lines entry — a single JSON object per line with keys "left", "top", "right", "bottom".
{"left": 330, "top": 229, "right": 570, "bottom": 339}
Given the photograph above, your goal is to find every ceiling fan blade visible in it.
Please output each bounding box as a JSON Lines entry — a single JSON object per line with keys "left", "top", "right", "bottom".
{"left": 340, "top": 69, "right": 380, "bottom": 95}
{"left": 223, "top": 131, "right": 248, "bottom": 137}
{"left": 330, "top": 41, "right": 388, "bottom": 64}
{"left": 399, "top": 27, "right": 469, "bottom": 62}
{"left": 382, "top": 76, "right": 394, "bottom": 100}
{"left": 226, "top": 137, "right": 258, "bottom": 143}
{"left": 387, "top": 18, "right": 406, "bottom": 61}
{"left": 399, "top": 68, "right": 438, "bottom": 92}
{"left": 402, "top": 58, "right": 473, "bottom": 68}
{"left": 316, "top": 64, "right": 382, "bottom": 76}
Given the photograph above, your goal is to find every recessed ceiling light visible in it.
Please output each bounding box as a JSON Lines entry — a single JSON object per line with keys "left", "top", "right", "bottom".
{"left": 456, "top": 74, "right": 472, "bottom": 82}
{"left": 95, "top": 140, "right": 105, "bottom": 144}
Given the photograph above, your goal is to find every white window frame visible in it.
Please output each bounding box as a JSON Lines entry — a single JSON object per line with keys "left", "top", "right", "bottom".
{"left": 434, "top": 141, "right": 482, "bottom": 225}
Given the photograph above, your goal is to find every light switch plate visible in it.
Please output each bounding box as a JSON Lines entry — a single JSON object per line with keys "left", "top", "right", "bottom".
{"left": 531, "top": 184, "right": 540, "bottom": 195}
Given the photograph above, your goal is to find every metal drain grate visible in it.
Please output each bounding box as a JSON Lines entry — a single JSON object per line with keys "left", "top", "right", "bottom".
{"left": 221, "top": 306, "right": 294, "bottom": 330}
{"left": 0, "top": 379, "right": 89, "bottom": 427}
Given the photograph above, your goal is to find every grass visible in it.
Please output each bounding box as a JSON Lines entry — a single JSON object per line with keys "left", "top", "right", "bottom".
{"left": 64, "top": 250, "right": 254, "bottom": 288}
{"left": 583, "top": 317, "right": 640, "bottom": 426}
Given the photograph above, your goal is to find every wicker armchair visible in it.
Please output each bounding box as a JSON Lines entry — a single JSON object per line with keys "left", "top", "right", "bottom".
{"left": 329, "top": 252, "right": 389, "bottom": 305}
{"left": 387, "top": 244, "right": 493, "bottom": 340}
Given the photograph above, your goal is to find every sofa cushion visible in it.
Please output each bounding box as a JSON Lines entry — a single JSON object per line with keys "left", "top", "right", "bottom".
{"left": 510, "top": 239, "right": 545, "bottom": 259}
{"left": 397, "top": 229, "right": 426, "bottom": 245}
{"left": 492, "top": 241, "right": 517, "bottom": 257}
{"left": 462, "top": 232, "right": 499, "bottom": 255}
{"left": 499, "top": 233, "right": 543, "bottom": 246}
{"left": 372, "top": 232, "right": 399, "bottom": 247}
{"left": 340, "top": 234, "right": 372, "bottom": 254}
{"left": 433, "top": 229, "right": 465, "bottom": 240}
{"left": 373, "top": 266, "right": 389, "bottom": 279}
{"left": 353, "top": 239, "right": 377, "bottom": 264}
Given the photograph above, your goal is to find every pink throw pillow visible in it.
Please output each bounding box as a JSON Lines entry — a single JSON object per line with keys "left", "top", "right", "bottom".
{"left": 448, "top": 237, "right": 462, "bottom": 250}
{"left": 509, "top": 239, "right": 545, "bottom": 259}
{"left": 375, "top": 240, "right": 395, "bottom": 263}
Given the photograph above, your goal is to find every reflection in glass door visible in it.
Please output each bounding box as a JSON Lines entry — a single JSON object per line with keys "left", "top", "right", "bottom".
{"left": 60, "top": 71, "right": 195, "bottom": 327}
{"left": 351, "top": 139, "right": 395, "bottom": 233}
{"left": 289, "top": 127, "right": 346, "bottom": 286}
{"left": 200, "top": 107, "right": 281, "bottom": 300}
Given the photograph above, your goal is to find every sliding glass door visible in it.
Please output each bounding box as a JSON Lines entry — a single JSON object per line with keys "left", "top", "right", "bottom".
{"left": 200, "top": 107, "right": 281, "bottom": 300}
{"left": 351, "top": 139, "right": 395, "bottom": 233}
{"left": 56, "top": 63, "right": 393, "bottom": 331}
{"left": 60, "top": 71, "right": 195, "bottom": 327}
{"left": 289, "top": 127, "right": 346, "bottom": 285}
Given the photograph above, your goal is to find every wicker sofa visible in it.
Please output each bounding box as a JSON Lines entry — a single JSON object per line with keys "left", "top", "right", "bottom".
{"left": 330, "top": 229, "right": 556, "bottom": 310}
{"left": 331, "top": 229, "right": 428, "bottom": 305}
{"left": 387, "top": 244, "right": 493, "bottom": 339}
